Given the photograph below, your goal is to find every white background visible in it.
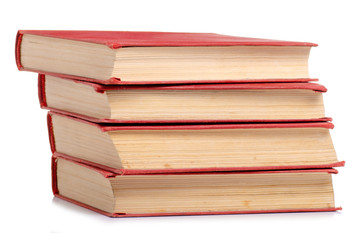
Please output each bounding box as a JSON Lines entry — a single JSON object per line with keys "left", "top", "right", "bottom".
{"left": 1, "top": 0, "right": 359, "bottom": 239}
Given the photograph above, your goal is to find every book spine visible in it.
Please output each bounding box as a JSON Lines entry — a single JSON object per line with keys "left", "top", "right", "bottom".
{"left": 38, "top": 74, "right": 47, "bottom": 108}
{"left": 15, "top": 31, "right": 23, "bottom": 70}
{"left": 51, "top": 155, "right": 59, "bottom": 195}
{"left": 47, "top": 113, "right": 56, "bottom": 153}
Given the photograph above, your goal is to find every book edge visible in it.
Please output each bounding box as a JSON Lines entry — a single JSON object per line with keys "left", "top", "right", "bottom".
{"left": 53, "top": 194, "right": 341, "bottom": 218}
{"left": 53, "top": 152, "right": 341, "bottom": 177}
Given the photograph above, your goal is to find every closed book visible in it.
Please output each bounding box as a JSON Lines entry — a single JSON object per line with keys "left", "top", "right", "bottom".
{"left": 39, "top": 75, "right": 329, "bottom": 123}
{"left": 16, "top": 30, "right": 317, "bottom": 84}
{"left": 47, "top": 112, "right": 343, "bottom": 174}
{"left": 53, "top": 154, "right": 341, "bottom": 217}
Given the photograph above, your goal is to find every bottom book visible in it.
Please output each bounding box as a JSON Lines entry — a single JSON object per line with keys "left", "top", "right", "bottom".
{"left": 52, "top": 154, "right": 341, "bottom": 217}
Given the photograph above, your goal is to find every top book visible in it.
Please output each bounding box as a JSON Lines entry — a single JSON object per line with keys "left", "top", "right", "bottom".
{"left": 16, "top": 30, "right": 317, "bottom": 85}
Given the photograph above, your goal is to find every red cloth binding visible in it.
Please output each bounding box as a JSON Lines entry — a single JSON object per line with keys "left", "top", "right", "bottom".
{"left": 38, "top": 74, "right": 47, "bottom": 107}
{"left": 17, "top": 30, "right": 318, "bottom": 48}
{"left": 47, "top": 111, "right": 335, "bottom": 132}
{"left": 45, "top": 107, "right": 334, "bottom": 124}
{"left": 39, "top": 74, "right": 325, "bottom": 93}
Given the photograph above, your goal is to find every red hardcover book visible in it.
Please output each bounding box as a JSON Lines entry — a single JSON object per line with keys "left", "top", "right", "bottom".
{"left": 47, "top": 112, "right": 344, "bottom": 174}
{"left": 16, "top": 30, "right": 317, "bottom": 84}
{"left": 39, "top": 74, "right": 329, "bottom": 123}
{"left": 52, "top": 154, "right": 341, "bottom": 217}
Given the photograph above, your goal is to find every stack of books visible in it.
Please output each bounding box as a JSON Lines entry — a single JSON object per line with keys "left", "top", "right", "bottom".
{"left": 16, "top": 30, "right": 344, "bottom": 217}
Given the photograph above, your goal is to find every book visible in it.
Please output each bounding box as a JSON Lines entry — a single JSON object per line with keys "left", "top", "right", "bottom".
{"left": 16, "top": 30, "right": 317, "bottom": 84}
{"left": 48, "top": 112, "right": 343, "bottom": 174}
{"left": 53, "top": 154, "right": 341, "bottom": 217}
{"left": 39, "top": 75, "right": 329, "bottom": 123}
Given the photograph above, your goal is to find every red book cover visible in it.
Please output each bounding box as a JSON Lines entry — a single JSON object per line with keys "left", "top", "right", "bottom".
{"left": 17, "top": 30, "right": 318, "bottom": 48}
{"left": 39, "top": 74, "right": 330, "bottom": 124}
{"left": 52, "top": 154, "right": 342, "bottom": 217}
{"left": 47, "top": 112, "right": 345, "bottom": 174}
{"left": 16, "top": 30, "right": 318, "bottom": 85}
